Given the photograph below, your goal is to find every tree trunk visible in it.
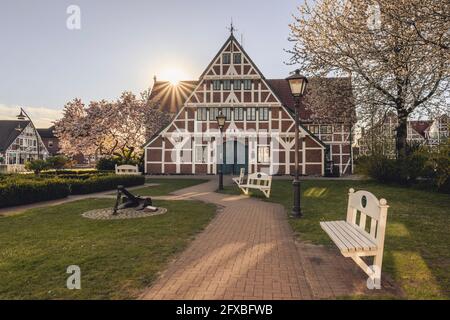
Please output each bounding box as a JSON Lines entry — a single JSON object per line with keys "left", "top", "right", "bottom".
{"left": 396, "top": 110, "right": 409, "bottom": 158}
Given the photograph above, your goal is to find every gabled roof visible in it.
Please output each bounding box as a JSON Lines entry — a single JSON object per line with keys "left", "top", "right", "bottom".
{"left": 37, "top": 126, "right": 56, "bottom": 138}
{"left": 199, "top": 34, "right": 267, "bottom": 80}
{"left": 148, "top": 81, "right": 197, "bottom": 114}
{"left": 0, "top": 120, "right": 30, "bottom": 152}
{"left": 267, "top": 77, "right": 355, "bottom": 124}
{"left": 410, "top": 121, "right": 433, "bottom": 137}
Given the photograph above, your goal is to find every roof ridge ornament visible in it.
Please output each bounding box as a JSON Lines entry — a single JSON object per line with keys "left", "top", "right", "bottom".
{"left": 227, "top": 19, "right": 237, "bottom": 36}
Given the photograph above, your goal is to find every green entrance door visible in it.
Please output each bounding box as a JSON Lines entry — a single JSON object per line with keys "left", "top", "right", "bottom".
{"left": 218, "top": 140, "right": 248, "bottom": 175}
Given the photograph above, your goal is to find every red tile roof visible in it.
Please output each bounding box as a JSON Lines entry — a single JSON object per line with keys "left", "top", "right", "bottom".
{"left": 267, "top": 77, "right": 355, "bottom": 123}
{"left": 149, "top": 81, "right": 198, "bottom": 114}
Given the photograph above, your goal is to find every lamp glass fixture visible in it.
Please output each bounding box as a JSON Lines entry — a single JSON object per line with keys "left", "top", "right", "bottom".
{"left": 286, "top": 70, "right": 308, "bottom": 98}
{"left": 216, "top": 112, "right": 226, "bottom": 129}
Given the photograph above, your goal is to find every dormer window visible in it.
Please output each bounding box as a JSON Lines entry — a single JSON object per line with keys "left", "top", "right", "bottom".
{"left": 222, "top": 53, "right": 230, "bottom": 64}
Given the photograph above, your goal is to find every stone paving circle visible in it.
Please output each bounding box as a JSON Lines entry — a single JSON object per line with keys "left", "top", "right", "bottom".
{"left": 82, "top": 207, "right": 167, "bottom": 220}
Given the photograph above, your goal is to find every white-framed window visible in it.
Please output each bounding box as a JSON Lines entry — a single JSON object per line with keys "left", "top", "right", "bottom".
{"left": 233, "top": 79, "right": 241, "bottom": 90}
{"left": 247, "top": 107, "right": 256, "bottom": 121}
{"left": 223, "top": 80, "right": 231, "bottom": 90}
{"left": 8, "top": 153, "right": 17, "bottom": 164}
{"left": 320, "top": 125, "right": 333, "bottom": 134}
{"left": 259, "top": 107, "right": 269, "bottom": 121}
{"left": 195, "top": 145, "right": 208, "bottom": 163}
{"left": 243, "top": 79, "right": 252, "bottom": 90}
{"left": 308, "top": 125, "right": 319, "bottom": 134}
{"left": 222, "top": 107, "right": 232, "bottom": 121}
{"left": 213, "top": 80, "right": 221, "bottom": 90}
{"left": 197, "top": 107, "right": 207, "bottom": 121}
{"left": 320, "top": 125, "right": 333, "bottom": 141}
{"left": 209, "top": 107, "right": 220, "bottom": 121}
{"left": 234, "top": 107, "right": 244, "bottom": 121}
{"left": 222, "top": 53, "right": 231, "bottom": 64}
{"left": 257, "top": 146, "right": 270, "bottom": 163}
{"left": 233, "top": 53, "right": 241, "bottom": 64}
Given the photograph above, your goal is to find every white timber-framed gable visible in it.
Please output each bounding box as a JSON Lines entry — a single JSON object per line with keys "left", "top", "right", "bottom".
{"left": 0, "top": 120, "right": 50, "bottom": 172}
{"left": 145, "top": 34, "right": 330, "bottom": 176}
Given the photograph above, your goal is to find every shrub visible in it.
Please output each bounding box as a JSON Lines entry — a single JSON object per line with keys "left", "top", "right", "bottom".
{"left": 421, "top": 139, "right": 450, "bottom": 192}
{"left": 25, "top": 159, "right": 50, "bottom": 174}
{"left": 40, "top": 172, "right": 111, "bottom": 180}
{"left": 0, "top": 178, "right": 70, "bottom": 208}
{"left": 96, "top": 158, "right": 119, "bottom": 171}
{"left": 358, "top": 153, "right": 426, "bottom": 185}
{"left": 68, "top": 174, "right": 145, "bottom": 194}
{"left": 0, "top": 173, "right": 144, "bottom": 208}
{"left": 45, "top": 169, "right": 111, "bottom": 175}
{"left": 46, "top": 155, "right": 69, "bottom": 169}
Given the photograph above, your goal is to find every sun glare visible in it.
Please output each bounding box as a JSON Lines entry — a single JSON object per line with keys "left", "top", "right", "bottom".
{"left": 161, "top": 68, "right": 187, "bottom": 86}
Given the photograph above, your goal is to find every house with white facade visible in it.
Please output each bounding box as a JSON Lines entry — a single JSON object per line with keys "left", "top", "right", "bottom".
{"left": 0, "top": 112, "right": 49, "bottom": 173}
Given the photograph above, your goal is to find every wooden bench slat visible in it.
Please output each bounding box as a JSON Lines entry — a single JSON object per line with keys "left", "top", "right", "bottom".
{"left": 336, "top": 221, "right": 377, "bottom": 251}
{"left": 325, "top": 221, "right": 363, "bottom": 252}
{"left": 321, "top": 221, "right": 360, "bottom": 252}
{"left": 320, "top": 222, "right": 350, "bottom": 253}
{"left": 321, "top": 221, "right": 378, "bottom": 253}
{"left": 336, "top": 221, "right": 376, "bottom": 251}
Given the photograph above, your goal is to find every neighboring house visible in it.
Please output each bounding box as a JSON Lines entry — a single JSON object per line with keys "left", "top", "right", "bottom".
{"left": 144, "top": 34, "right": 355, "bottom": 176}
{"left": 0, "top": 119, "right": 49, "bottom": 172}
{"left": 358, "top": 113, "right": 449, "bottom": 156}
{"left": 424, "top": 114, "right": 450, "bottom": 146}
{"left": 37, "top": 126, "right": 96, "bottom": 167}
{"left": 37, "top": 126, "right": 60, "bottom": 156}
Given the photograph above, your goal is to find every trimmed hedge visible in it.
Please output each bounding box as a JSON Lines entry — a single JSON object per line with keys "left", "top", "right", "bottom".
{"left": 0, "top": 178, "right": 70, "bottom": 208}
{"left": 43, "top": 169, "right": 113, "bottom": 175}
{"left": 68, "top": 175, "right": 145, "bottom": 194}
{"left": 0, "top": 174, "right": 145, "bottom": 208}
{"left": 40, "top": 173, "right": 111, "bottom": 180}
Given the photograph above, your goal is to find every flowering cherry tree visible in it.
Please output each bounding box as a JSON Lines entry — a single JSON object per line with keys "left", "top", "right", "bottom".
{"left": 54, "top": 91, "right": 170, "bottom": 161}
{"left": 289, "top": 0, "right": 450, "bottom": 157}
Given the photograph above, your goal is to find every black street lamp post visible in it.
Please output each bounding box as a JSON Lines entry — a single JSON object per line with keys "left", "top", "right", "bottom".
{"left": 216, "top": 112, "right": 226, "bottom": 191}
{"left": 286, "top": 70, "right": 308, "bottom": 219}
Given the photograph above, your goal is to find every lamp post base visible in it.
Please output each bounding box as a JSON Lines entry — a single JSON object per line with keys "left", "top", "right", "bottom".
{"left": 291, "top": 179, "right": 302, "bottom": 218}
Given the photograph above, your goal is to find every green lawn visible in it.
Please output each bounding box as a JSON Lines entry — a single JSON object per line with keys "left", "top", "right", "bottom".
{"left": 222, "top": 179, "right": 450, "bottom": 299}
{"left": 0, "top": 198, "right": 215, "bottom": 299}
{"left": 135, "top": 178, "right": 208, "bottom": 196}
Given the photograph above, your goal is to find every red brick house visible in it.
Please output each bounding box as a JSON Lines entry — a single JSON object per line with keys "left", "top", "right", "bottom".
{"left": 37, "top": 126, "right": 60, "bottom": 156}
{"left": 144, "top": 34, "right": 354, "bottom": 176}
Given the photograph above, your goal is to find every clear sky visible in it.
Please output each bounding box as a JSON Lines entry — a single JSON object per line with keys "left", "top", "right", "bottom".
{"left": 0, "top": 0, "right": 301, "bottom": 127}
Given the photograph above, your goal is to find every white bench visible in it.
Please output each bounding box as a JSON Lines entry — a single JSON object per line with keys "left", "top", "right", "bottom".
{"left": 232, "top": 168, "right": 246, "bottom": 186}
{"left": 320, "top": 188, "right": 389, "bottom": 288}
{"left": 233, "top": 169, "right": 272, "bottom": 198}
{"left": 115, "top": 164, "right": 141, "bottom": 175}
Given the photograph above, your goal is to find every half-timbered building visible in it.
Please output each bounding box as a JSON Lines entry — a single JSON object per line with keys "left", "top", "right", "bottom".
{"left": 144, "top": 34, "right": 354, "bottom": 176}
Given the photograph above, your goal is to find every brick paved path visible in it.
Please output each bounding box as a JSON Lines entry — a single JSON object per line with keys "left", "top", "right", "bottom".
{"left": 141, "top": 179, "right": 398, "bottom": 300}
